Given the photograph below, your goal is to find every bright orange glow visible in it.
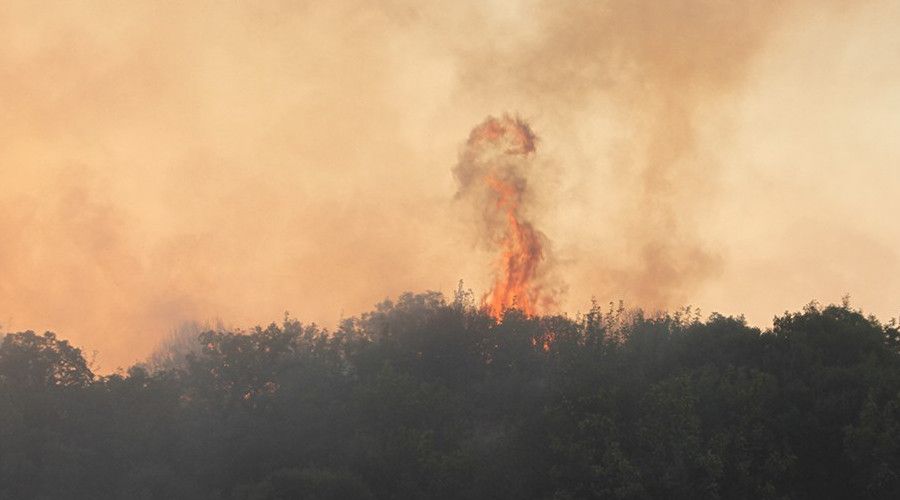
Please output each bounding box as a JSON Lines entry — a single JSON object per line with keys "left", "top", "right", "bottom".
{"left": 532, "top": 330, "right": 556, "bottom": 352}
{"left": 460, "top": 116, "right": 547, "bottom": 319}
{"left": 483, "top": 174, "right": 543, "bottom": 318}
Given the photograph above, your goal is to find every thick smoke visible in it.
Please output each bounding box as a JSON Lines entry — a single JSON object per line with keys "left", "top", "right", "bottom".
{"left": 0, "top": 1, "right": 473, "bottom": 369}
{"left": 2, "top": 0, "right": 898, "bottom": 369}
{"left": 453, "top": 0, "right": 802, "bottom": 311}
{"left": 452, "top": 0, "right": 892, "bottom": 314}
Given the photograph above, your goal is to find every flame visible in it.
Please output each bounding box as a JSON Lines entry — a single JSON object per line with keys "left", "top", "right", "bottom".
{"left": 483, "top": 173, "right": 543, "bottom": 318}
{"left": 456, "top": 115, "right": 549, "bottom": 320}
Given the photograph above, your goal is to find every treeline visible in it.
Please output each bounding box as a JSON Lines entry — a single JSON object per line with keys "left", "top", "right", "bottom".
{"left": 1, "top": 292, "right": 899, "bottom": 499}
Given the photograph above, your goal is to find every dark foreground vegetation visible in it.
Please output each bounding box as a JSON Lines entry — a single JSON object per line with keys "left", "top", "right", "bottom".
{"left": 2, "top": 292, "right": 900, "bottom": 499}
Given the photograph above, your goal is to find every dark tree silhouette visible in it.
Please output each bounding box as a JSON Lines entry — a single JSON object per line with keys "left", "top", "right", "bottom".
{"left": 1, "top": 296, "right": 899, "bottom": 499}
{"left": 0, "top": 330, "right": 93, "bottom": 389}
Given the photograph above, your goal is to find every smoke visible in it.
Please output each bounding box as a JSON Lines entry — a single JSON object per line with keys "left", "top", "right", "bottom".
{"left": 0, "top": 1, "right": 472, "bottom": 370}
{"left": 453, "top": 115, "right": 556, "bottom": 317}
{"left": 1, "top": 0, "right": 898, "bottom": 369}
{"left": 451, "top": 0, "right": 811, "bottom": 311}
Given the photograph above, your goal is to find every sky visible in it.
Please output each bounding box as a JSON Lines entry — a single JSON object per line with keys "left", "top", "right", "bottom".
{"left": 1, "top": 0, "right": 899, "bottom": 370}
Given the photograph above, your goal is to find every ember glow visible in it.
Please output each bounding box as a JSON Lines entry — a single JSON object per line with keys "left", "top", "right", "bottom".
{"left": 454, "top": 115, "right": 551, "bottom": 319}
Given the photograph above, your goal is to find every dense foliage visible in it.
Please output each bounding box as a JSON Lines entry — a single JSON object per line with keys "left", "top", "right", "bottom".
{"left": 1, "top": 293, "right": 899, "bottom": 499}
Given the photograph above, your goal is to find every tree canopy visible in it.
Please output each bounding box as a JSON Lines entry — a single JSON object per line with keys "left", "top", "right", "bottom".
{"left": 1, "top": 294, "right": 898, "bottom": 499}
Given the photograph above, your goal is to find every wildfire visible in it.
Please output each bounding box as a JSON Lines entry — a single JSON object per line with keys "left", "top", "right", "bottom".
{"left": 454, "top": 115, "right": 550, "bottom": 319}
{"left": 483, "top": 173, "right": 543, "bottom": 318}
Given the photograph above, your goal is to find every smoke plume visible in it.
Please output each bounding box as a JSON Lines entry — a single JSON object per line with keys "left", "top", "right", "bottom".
{"left": 2, "top": 0, "right": 898, "bottom": 369}
{"left": 452, "top": 0, "right": 803, "bottom": 311}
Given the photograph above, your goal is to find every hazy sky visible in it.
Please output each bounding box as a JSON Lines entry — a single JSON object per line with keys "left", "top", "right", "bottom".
{"left": 2, "top": 0, "right": 898, "bottom": 370}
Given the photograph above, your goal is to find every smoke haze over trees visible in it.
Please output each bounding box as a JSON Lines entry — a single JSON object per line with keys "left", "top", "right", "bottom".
{"left": 2, "top": 294, "right": 899, "bottom": 498}
{"left": 2, "top": 0, "right": 900, "bottom": 369}
{"left": 3, "top": 1, "right": 899, "bottom": 497}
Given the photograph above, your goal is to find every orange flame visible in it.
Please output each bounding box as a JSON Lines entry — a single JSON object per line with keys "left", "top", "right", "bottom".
{"left": 483, "top": 174, "right": 543, "bottom": 318}
{"left": 458, "top": 115, "right": 548, "bottom": 320}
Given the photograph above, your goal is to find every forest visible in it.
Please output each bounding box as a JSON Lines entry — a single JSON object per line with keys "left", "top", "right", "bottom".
{"left": 1, "top": 292, "right": 899, "bottom": 499}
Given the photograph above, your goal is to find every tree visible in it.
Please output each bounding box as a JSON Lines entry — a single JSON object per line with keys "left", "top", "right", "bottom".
{"left": 0, "top": 330, "right": 93, "bottom": 389}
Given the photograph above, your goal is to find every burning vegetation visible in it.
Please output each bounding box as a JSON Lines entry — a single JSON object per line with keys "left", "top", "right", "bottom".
{"left": 454, "top": 115, "right": 554, "bottom": 319}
